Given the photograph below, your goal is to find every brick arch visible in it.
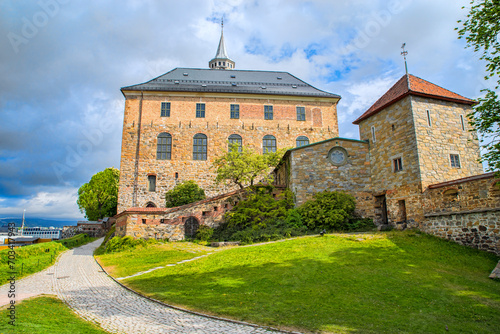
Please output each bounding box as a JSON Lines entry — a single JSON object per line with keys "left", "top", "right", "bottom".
{"left": 145, "top": 202, "right": 157, "bottom": 208}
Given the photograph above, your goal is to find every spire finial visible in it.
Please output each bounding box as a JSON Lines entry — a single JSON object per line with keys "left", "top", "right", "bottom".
{"left": 221, "top": 17, "right": 224, "bottom": 31}
{"left": 401, "top": 43, "right": 408, "bottom": 75}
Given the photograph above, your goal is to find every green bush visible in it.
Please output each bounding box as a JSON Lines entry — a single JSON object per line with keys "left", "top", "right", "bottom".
{"left": 56, "top": 233, "right": 91, "bottom": 248}
{"left": 165, "top": 180, "right": 206, "bottom": 207}
{"left": 224, "top": 187, "right": 295, "bottom": 230}
{"left": 344, "top": 216, "right": 376, "bottom": 232}
{"left": 298, "top": 191, "right": 356, "bottom": 230}
{"left": 195, "top": 225, "right": 213, "bottom": 241}
{"left": 104, "top": 236, "right": 153, "bottom": 253}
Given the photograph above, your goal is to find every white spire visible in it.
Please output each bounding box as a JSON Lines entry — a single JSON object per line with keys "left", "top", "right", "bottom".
{"left": 209, "top": 18, "right": 235, "bottom": 70}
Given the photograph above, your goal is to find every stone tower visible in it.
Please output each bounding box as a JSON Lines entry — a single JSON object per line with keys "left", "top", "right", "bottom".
{"left": 353, "top": 74, "right": 483, "bottom": 226}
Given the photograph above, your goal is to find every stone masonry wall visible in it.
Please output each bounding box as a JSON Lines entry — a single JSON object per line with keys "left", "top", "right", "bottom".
{"left": 115, "top": 187, "right": 285, "bottom": 240}
{"left": 411, "top": 96, "right": 483, "bottom": 189}
{"left": 118, "top": 93, "right": 339, "bottom": 212}
{"left": 421, "top": 174, "right": 500, "bottom": 255}
{"left": 275, "top": 138, "right": 374, "bottom": 219}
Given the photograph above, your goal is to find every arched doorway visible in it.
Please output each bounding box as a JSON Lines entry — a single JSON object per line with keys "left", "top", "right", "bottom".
{"left": 145, "top": 202, "right": 157, "bottom": 208}
{"left": 184, "top": 216, "right": 199, "bottom": 238}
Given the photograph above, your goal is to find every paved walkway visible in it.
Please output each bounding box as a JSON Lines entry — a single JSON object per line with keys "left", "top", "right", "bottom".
{"left": 0, "top": 239, "right": 288, "bottom": 334}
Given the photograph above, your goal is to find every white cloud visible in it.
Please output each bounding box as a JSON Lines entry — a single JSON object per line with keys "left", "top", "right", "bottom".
{"left": 0, "top": 188, "right": 84, "bottom": 219}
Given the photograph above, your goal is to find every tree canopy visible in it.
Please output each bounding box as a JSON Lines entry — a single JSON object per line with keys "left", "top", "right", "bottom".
{"left": 77, "top": 167, "right": 120, "bottom": 221}
{"left": 165, "top": 180, "right": 206, "bottom": 208}
{"left": 457, "top": 0, "right": 500, "bottom": 174}
{"left": 212, "top": 142, "right": 287, "bottom": 189}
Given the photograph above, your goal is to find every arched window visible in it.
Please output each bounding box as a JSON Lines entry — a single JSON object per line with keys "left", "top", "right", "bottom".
{"left": 157, "top": 133, "right": 172, "bottom": 160}
{"left": 296, "top": 136, "right": 309, "bottom": 147}
{"left": 263, "top": 135, "right": 276, "bottom": 154}
{"left": 193, "top": 133, "right": 207, "bottom": 160}
{"left": 228, "top": 134, "right": 242, "bottom": 152}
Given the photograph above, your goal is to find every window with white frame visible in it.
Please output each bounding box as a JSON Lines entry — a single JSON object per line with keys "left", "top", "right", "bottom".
{"left": 450, "top": 154, "right": 461, "bottom": 168}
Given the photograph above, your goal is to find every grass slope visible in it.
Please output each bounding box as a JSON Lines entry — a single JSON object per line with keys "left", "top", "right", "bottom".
{"left": 0, "top": 296, "right": 108, "bottom": 334}
{"left": 0, "top": 234, "right": 96, "bottom": 284}
{"left": 120, "top": 231, "right": 500, "bottom": 334}
{"left": 96, "top": 242, "right": 213, "bottom": 277}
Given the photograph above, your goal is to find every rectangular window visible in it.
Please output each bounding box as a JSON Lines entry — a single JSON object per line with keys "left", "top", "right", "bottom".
{"left": 196, "top": 103, "right": 205, "bottom": 118}
{"left": 148, "top": 175, "right": 156, "bottom": 192}
{"left": 450, "top": 154, "right": 461, "bottom": 168}
{"left": 460, "top": 115, "right": 465, "bottom": 131}
{"left": 161, "top": 102, "right": 170, "bottom": 117}
{"left": 393, "top": 157, "right": 403, "bottom": 172}
{"left": 264, "top": 105, "right": 273, "bottom": 120}
{"left": 371, "top": 126, "right": 376, "bottom": 143}
{"left": 296, "top": 106, "right": 305, "bottom": 121}
{"left": 230, "top": 104, "right": 240, "bottom": 119}
{"left": 426, "top": 109, "right": 432, "bottom": 127}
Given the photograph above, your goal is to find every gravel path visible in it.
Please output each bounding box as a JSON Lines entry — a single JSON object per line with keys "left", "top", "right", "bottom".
{"left": 0, "top": 239, "right": 290, "bottom": 334}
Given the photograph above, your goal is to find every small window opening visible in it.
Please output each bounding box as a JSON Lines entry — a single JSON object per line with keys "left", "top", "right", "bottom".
{"left": 371, "top": 126, "right": 376, "bottom": 143}
{"left": 392, "top": 124, "right": 395, "bottom": 131}
{"left": 460, "top": 115, "right": 465, "bottom": 131}
{"left": 148, "top": 175, "right": 156, "bottom": 192}
{"left": 450, "top": 154, "right": 461, "bottom": 168}
{"left": 393, "top": 157, "right": 403, "bottom": 172}
{"left": 426, "top": 109, "right": 432, "bottom": 127}
{"left": 142, "top": 219, "right": 146, "bottom": 224}
{"left": 175, "top": 172, "right": 179, "bottom": 179}
{"left": 214, "top": 207, "right": 218, "bottom": 211}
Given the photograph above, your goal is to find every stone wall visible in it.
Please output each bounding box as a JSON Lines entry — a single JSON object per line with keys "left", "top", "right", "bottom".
{"left": 274, "top": 137, "right": 374, "bottom": 219}
{"left": 115, "top": 187, "right": 286, "bottom": 240}
{"left": 118, "top": 92, "right": 339, "bottom": 212}
{"left": 411, "top": 96, "right": 483, "bottom": 189}
{"left": 421, "top": 173, "right": 500, "bottom": 255}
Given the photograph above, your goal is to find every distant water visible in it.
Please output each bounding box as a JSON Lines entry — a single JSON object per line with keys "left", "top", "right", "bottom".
{"left": 0, "top": 218, "right": 80, "bottom": 232}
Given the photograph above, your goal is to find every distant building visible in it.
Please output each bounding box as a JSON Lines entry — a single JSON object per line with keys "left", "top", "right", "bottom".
{"left": 22, "top": 227, "right": 62, "bottom": 240}
{"left": 77, "top": 221, "right": 105, "bottom": 238}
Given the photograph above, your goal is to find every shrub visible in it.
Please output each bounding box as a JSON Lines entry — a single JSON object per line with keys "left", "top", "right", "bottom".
{"left": 195, "top": 225, "right": 214, "bottom": 241}
{"left": 103, "top": 236, "right": 160, "bottom": 254}
{"left": 344, "top": 216, "right": 376, "bottom": 232}
{"left": 165, "top": 180, "right": 206, "bottom": 207}
{"left": 298, "top": 191, "right": 356, "bottom": 230}
{"left": 224, "top": 187, "right": 295, "bottom": 230}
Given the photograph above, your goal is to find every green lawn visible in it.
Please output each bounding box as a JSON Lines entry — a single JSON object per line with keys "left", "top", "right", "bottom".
{"left": 96, "top": 241, "right": 214, "bottom": 277}
{"left": 117, "top": 231, "right": 500, "bottom": 334}
{"left": 0, "top": 296, "right": 108, "bottom": 334}
{"left": 0, "top": 234, "right": 96, "bottom": 284}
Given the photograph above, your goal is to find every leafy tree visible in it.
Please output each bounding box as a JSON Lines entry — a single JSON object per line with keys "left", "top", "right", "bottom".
{"left": 212, "top": 142, "right": 287, "bottom": 189}
{"left": 457, "top": 0, "right": 500, "bottom": 174}
{"left": 298, "top": 191, "right": 356, "bottom": 230}
{"left": 165, "top": 180, "right": 206, "bottom": 207}
{"left": 77, "top": 167, "right": 120, "bottom": 221}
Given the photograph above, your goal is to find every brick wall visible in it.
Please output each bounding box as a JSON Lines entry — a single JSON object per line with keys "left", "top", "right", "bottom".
{"left": 118, "top": 93, "right": 339, "bottom": 212}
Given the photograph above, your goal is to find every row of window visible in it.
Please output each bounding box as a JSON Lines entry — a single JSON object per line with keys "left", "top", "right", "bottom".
{"left": 392, "top": 154, "right": 461, "bottom": 173}
{"left": 156, "top": 133, "right": 310, "bottom": 160}
{"left": 160, "top": 102, "right": 308, "bottom": 121}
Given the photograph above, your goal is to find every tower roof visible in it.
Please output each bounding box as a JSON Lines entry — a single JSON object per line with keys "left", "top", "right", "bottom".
{"left": 209, "top": 19, "right": 235, "bottom": 70}
{"left": 214, "top": 29, "right": 229, "bottom": 59}
{"left": 352, "top": 74, "right": 475, "bottom": 124}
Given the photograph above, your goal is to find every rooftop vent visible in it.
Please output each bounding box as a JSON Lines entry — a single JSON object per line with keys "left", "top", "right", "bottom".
{"left": 183, "top": 73, "right": 188, "bottom": 76}
{"left": 277, "top": 77, "right": 282, "bottom": 80}
{"left": 230, "top": 75, "right": 236, "bottom": 78}
{"left": 261, "top": 86, "right": 266, "bottom": 89}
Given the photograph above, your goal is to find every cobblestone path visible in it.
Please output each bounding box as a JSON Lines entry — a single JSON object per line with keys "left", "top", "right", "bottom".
{"left": 0, "top": 239, "right": 289, "bottom": 334}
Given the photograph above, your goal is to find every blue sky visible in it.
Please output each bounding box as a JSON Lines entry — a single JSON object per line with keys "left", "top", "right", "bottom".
{"left": 0, "top": 0, "right": 492, "bottom": 219}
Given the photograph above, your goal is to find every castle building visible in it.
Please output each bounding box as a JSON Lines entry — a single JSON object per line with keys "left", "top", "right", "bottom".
{"left": 117, "top": 27, "right": 340, "bottom": 212}
{"left": 115, "top": 27, "right": 499, "bottom": 255}
{"left": 274, "top": 73, "right": 484, "bottom": 226}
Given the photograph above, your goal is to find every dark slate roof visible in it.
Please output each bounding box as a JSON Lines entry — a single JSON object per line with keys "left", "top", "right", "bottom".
{"left": 353, "top": 74, "right": 475, "bottom": 124}
{"left": 121, "top": 68, "right": 340, "bottom": 99}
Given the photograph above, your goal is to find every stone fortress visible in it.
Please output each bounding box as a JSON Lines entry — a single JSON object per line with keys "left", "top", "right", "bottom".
{"left": 116, "top": 26, "right": 500, "bottom": 255}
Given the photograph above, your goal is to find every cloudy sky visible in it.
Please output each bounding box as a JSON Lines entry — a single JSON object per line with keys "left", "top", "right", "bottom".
{"left": 0, "top": 0, "right": 492, "bottom": 219}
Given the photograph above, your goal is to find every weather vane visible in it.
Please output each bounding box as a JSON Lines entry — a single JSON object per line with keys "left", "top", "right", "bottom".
{"left": 401, "top": 43, "right": 408, "bottom": 75}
